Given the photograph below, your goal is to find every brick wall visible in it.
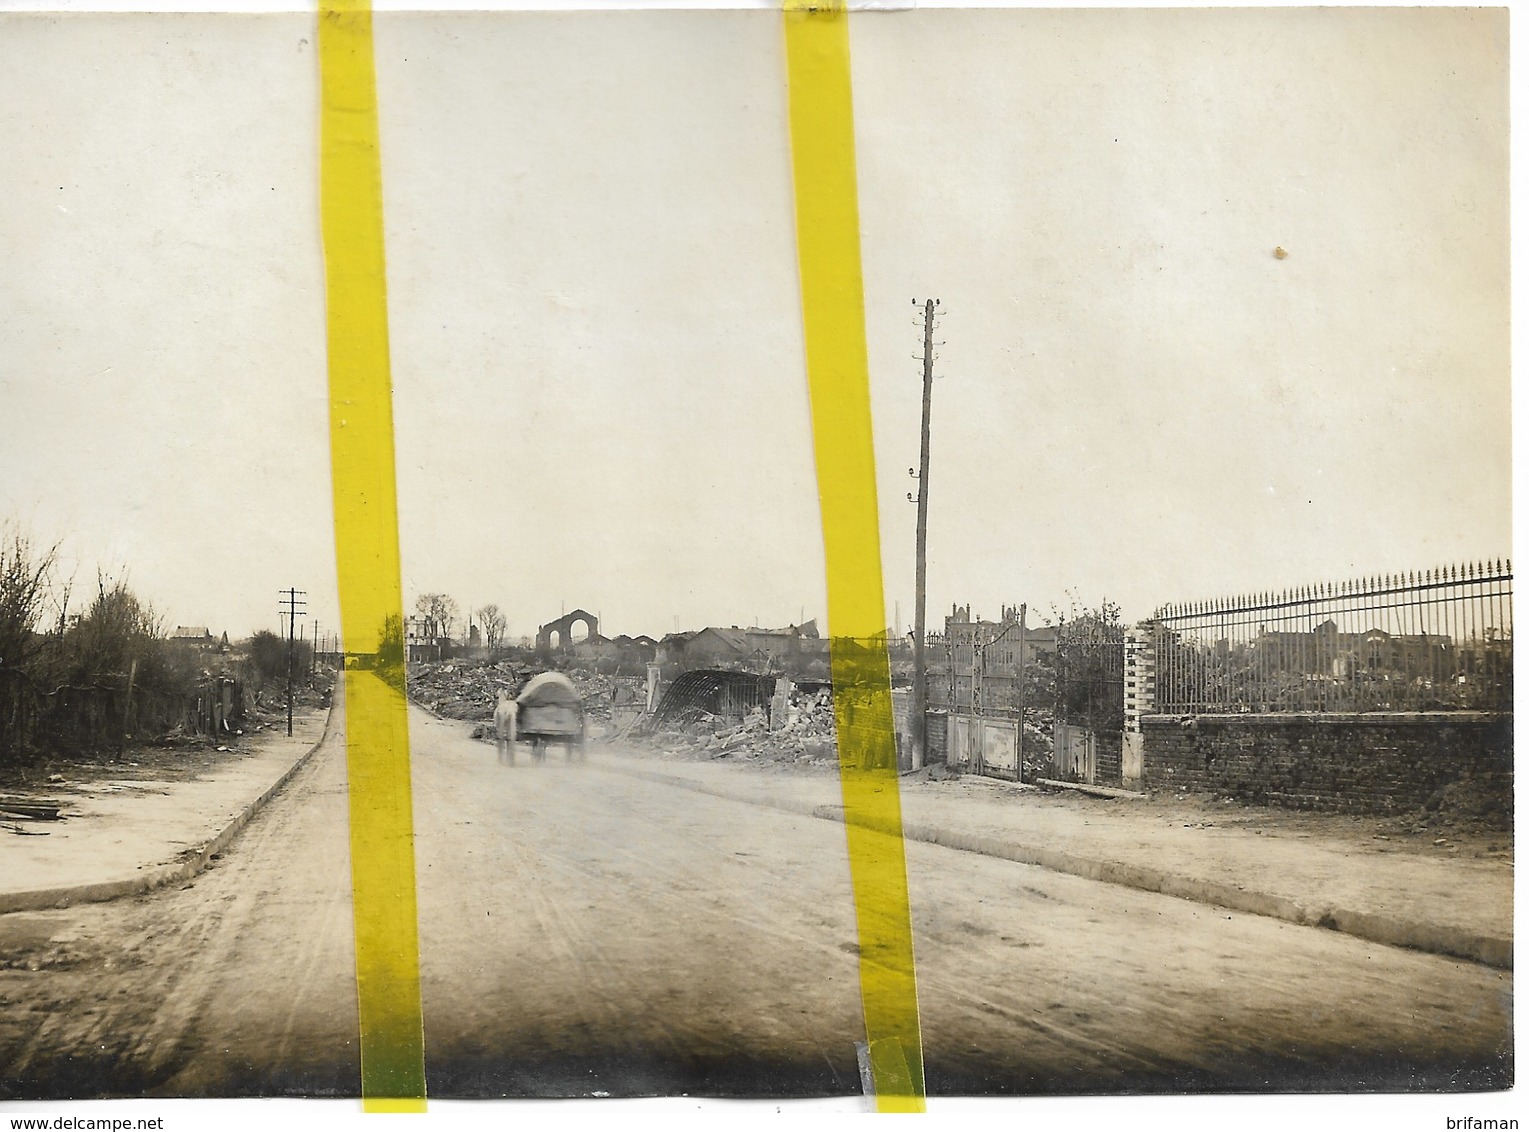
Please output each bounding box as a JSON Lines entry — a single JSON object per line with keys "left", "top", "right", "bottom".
{"left": 924, "top": 711, "right": 948, "bottom": 762}
{"left": 1096, "top": 729, "right": 1122, "bottom": 785}
{"left": 1139, "top": 712, "right": 1512, "bottom": 815}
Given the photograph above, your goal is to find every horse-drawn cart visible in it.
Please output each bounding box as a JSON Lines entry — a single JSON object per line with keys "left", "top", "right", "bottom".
{"left": 495, "top": 671, "right": 587, "bottom": 764}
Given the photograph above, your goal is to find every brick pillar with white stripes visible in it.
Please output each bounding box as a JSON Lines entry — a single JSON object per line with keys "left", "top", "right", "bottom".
{"left": 1122, "top": 625, "right": 1155, "bottom": 785}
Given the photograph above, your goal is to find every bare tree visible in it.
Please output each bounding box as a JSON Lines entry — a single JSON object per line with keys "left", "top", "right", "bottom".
{"left": 0, "top": 530, "right": 59, "bottom": 761}
{"left": 412, "top": 594, "right": 434, "bottom": 637}
{"left": 413, "top": 593, "right": 460, "bottom": 642}
{"left": 374, "top": 613, "right": 406, "bottom": 691}
{"left": 0, "top": 529, "right": 56, "bottom": 665}
{"left": 378, "top": 612, "right": 406, "bottom": 664}
{"left": 0, "top": 526, "right": 207, "bottom": 761}
{"left": 242, "top": 629, "right": 309, "bottom": 691}
{"left": 475, "top": 604, "right": 508, "bottom": 651}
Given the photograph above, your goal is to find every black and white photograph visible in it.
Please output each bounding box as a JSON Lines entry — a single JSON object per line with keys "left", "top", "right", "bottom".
{"left": 0, "top": 0, "right": 1514, "bottom": 1122}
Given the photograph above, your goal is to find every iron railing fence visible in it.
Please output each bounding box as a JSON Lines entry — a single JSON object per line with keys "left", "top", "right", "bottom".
{"left": 972, "top": 618, "right": 1028, "bottom": 718}
{"left": 923, "top": 632, "right": 951, "bottom": 709}
{"left": 923, "top": 623, "right": 1039, "bottom": 718}
{"left": 1054, "top": 617, "right": 1125, "bottom": 732}
{"left": 1152, "top": 560, "right": 1511, "bottom": 714}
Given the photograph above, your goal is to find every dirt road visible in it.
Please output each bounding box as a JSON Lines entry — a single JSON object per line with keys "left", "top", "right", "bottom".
{"left": 0, "top": 696, "right": 1510, "bottom": 1099}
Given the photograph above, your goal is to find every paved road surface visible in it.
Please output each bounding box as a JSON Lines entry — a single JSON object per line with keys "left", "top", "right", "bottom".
{"left": 0, "top": 690, "right": 1510, "bottom": 1099}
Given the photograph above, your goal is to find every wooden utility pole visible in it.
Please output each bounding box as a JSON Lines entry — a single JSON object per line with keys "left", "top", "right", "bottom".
{"left": 280, "top": 587, "right": 306, "bottom": 737}
{"left": 910, "top": 298, "right": 939, "bottom": 769}
{"left": 1016, "top": 603, "right": 1027, "bottom": 782}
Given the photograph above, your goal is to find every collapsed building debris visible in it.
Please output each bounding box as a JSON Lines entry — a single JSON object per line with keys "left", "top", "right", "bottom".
{"left": 407, "top": 661, "right": 524, "bottom": 722}
{"left": 408, "top": 659, "right": 854, "bottom": 766}
{"left": 406, "top": 660, "right": 641, "bottom": 728}
{"left": 642, "top": 677, "right": 841, "bottom": 765}
{"left": 645, "top": 670, "right": 774, "bottom": 732}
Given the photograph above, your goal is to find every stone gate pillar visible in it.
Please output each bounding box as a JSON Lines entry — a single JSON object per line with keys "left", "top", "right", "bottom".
{"left": 1122, "top": 625, "right": 1156, "bottom": 786}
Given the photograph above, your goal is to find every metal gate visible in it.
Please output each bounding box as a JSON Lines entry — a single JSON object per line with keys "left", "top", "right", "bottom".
{"left": 946, "top": 712, "right": 1021, "bottom": 781}
{"left": 1054, "top": 613, "right": 1124, "bottom": 786}
{"left": 1052, "top": 722, "right": 1097, "bottom": 783}
{"left": 949, "top": 714, "right": 972, "bottom": 769}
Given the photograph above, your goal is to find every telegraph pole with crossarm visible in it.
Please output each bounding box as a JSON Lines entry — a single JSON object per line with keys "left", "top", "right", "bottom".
{"left": 280, "top": 588, "right": 307, "bottom": 737}
{"left": 909, "top": 298, "right": 940, "bottom": 770}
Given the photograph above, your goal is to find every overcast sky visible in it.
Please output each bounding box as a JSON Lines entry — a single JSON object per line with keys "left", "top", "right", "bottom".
{"left": 0, "top": 6, "right": 1510, "bottom": 643}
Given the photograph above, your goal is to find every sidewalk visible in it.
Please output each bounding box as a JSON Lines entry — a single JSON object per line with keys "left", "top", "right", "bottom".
{"left": 0, "top": 705, "right": 333, "bottom": 914}
{"left": 591, "top": 749, "right": 1514, "bottom": 970}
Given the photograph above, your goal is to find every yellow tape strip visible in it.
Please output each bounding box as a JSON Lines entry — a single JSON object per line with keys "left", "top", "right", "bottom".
{"left": 782, "top": 0, "right": 926, "bottom": 1110}
{"left": 318, "top": 0, "right": 429, "bottom": 1111}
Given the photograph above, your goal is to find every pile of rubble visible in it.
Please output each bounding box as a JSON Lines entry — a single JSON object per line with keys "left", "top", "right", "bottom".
{"left": 643, "top": 692, "right": 840, "bottom": 766}
{"left": 405, "top": 660, "right": 639, "bottom": 726}
{"left": 407, "top": 659, "right": 848, "bottom": 767}
{"left": 406, "top": 661, "right": 519, "bottom": 722}
{"left": 564, "top": 672, "right": 635, "bottom": 722}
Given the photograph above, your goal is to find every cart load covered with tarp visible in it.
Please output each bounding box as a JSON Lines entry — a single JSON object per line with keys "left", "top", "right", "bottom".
{"left": 513, "top": 671, "right": 586, "bottom": 760}
{"left": 516, "top": 672, "right": 582, "bottom": 707}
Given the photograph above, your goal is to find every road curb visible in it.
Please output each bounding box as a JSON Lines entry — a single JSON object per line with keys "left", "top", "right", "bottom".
{"left": 0, "top": 701, "right": 341, "bottom": 917}
{"left": 593, "top": 758, "right": 1512, "bottom": 971}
